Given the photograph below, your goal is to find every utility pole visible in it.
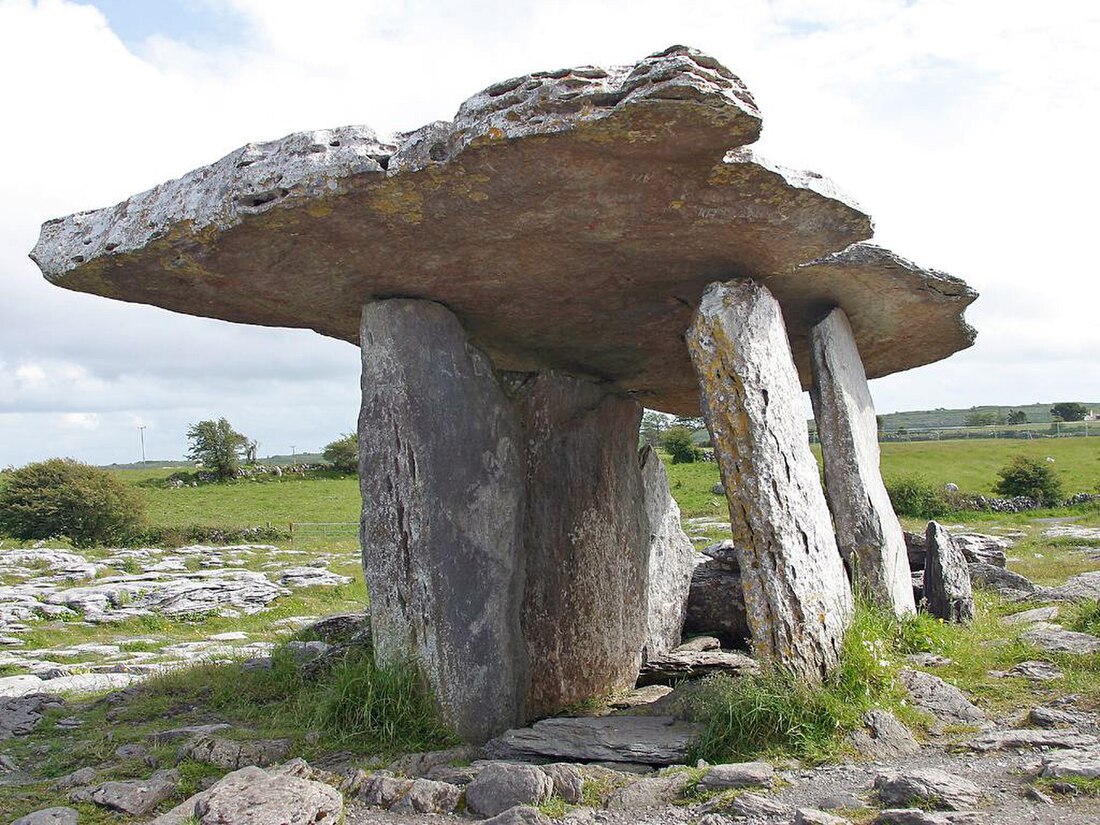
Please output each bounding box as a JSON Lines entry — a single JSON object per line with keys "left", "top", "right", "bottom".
{"left": 138, "top": 425, "right": 146, "bottom": 466}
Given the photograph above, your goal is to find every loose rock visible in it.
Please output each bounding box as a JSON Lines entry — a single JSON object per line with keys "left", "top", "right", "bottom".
{"left": 873, "top": 768, "right": 982, "bottom": 810}
{"left": 465, "top": 763, "right": 553, "bottom": 817}
{"left": 900, "top": 669, "right": 986, "bottom": 727}
{"left": 485, "top": 716, "right": 704, "bottom": 765}
{"left": 849, "top": 709, "right": 920, "bottom": 760}
{"left": 923, "top": 522, "right": 975, "bottom": 623}
{"left": 10, "top": 809, "right": 79, "bottom": 825}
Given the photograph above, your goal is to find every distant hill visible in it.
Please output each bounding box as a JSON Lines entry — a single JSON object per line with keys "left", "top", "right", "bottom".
{"left": 876, "top": 403, "right": 1100, "bottom": 432}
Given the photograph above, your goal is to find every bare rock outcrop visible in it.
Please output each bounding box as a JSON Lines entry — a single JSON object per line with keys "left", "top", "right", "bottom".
{"left": 923, "top": 522, "right": 975, "bottom": 623}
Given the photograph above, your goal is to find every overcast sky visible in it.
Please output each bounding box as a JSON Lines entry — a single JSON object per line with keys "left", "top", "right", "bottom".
{"left": 1, "top": 0, "right": 1097, "bottom": 467}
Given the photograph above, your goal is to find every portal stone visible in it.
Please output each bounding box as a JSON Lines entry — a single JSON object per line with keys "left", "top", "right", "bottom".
{"left": 512, "top": 372, "right": 649, "bottom": 719}
{"left": 359, "top": 299, "right": 526, "bottom": 742}
{"left": 809, "top": 307, "right": 915, "bottom": 615}
{"left": 687, "top": 279, "right": 853, "bottom": 682}
{"left": 639, "top": 446, "right": 696, "bottom": 658}
{"left": 924, "top": 522, "right": 975, "bottom": 624}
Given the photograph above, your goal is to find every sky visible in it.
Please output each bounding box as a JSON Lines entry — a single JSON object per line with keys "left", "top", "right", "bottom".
{"left": 1, "top": 0, "right": 1098, "bottom": 466}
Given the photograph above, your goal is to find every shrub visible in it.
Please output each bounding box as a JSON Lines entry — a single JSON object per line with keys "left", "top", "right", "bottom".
{"left": 323, "top": 433, "right": 358, "bottom": 474}
{"left": 186, "top": 417, "right": 249, "bottom": 481}
{"left": 0, "top": 458, "right": 145, "bottom": 547}
{"left": 662, "top": 426, "right": 700, "bottom": 464}
{"left": 884, "top": 474, "right": 951, "bottom": 519}
{"left": 993, "top": 455, "right": 1063, "bottom": 506}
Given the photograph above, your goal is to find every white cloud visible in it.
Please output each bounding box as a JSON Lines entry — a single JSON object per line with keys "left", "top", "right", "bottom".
{"left": 0, "top": 0, "right": 1097, "bottom": 463}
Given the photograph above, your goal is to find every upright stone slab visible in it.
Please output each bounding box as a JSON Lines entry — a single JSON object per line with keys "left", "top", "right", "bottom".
{"left": 639, "top": 446, "right": 696, "bottom": 658}
{"left": 809, "top": 307, "right": 915, "bottom": 616}
{"left": 359, "top": 299, "right": 526, "bottom": 741}
{"left": 687, "top": 279, "right": 853, "bottom": 682}
{"left": 512, "top": 372, "right": 649, "bottom": 718}
{"left": 924, "top": 521, "right": 975, "bottom": 624}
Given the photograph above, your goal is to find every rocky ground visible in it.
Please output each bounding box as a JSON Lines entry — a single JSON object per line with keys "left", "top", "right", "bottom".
{"left": 4, "top": 519, "right": 1100, "bottom": 824}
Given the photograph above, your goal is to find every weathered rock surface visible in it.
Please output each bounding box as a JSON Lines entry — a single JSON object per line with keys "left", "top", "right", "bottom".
{"left": 636, "top": 646, "right": 758, "bottom": 686}
{"left": 1003, "top": 606, "right": 1059, "bottom": 626}
{"left": 698, "top": 761, "right": 774, "bottom": 789}
{"left": 990, "top": 660, "right": 1064, "bottom": 681}
{"left": 900, "top": 669, "right": 986, "bottom": 727}
{"left": 1040, "top": 746, "right": 1100, "bottom": 779}
{"left": 849, "top": 709, "right": 921, "bottom": 760}
{"left": 809, "top": 306, "right": 914, "bottom": 615}
{"left": 180, "top": 734, "right": 291, "bottom": 769}
{"left": 967, "top": 728, "right": 1098, "bottom": 751}
{"left": 683, "top": 557, "right": 750, "bottom": 648}
{"left": 606, "top": 772, "right": 693, "bottom": 809}
{"left": 953, "top": 534, "right": 1009, "bottom": 567}
{"left": 0, "top": 693, "right": 63, "bottom": 739}
{"left": 31, "top": 48, "right": 975, "bottom": 416}
{"left": 873, "top": 768, "right": 982, "bottom": 810}
{"left": 1021, "top": 622, "right": 1100, "bottom": 655}
{"left": 923, "top": 522, "right": 975, "bottom": 623}
{"left": 465, "top": 763, "right": 554, "bottom": 817}
{"left": 720, "top": 791, "right": 792, "bottom": 818}
{"left": 687, "top": 279, "right": 853, "bottom": 682}
{"left": 71, "top": 770, "right": 179, "bottom": 816}
{"left": 480, "top": 807, "right": 553, "bottom": 825}
{"left": 513, "top": 371, "right": 649, "bottom": 719}
{"left": 967, "top": 563, "right": 1035, "bottom": 597}
{"left": 1040, "top": 570, "right": 1100, "bottom": 602}
{"left": 875, "top": 811, "right": 981, "bottom": 825}
{"left": 153, "top": 764, "right": 342, "bottom": 825}
{"left": 485, "top": 716, "right": 703, "bottom": 765}
{"left": 639, "top": 446, "right": 695, "bottom": 658}
{"left": 358, "top": 299, "right": 526, "bottom": 742}
{"left": 10, "top": 809, "right": 78, "bottom": 825}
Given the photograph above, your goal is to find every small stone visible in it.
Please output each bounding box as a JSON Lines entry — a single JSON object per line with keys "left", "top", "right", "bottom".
{"left": 480, "top": 806, "right": 553, "bottom": 825}
{"left": 1002, "top": 606, "right": 1059, "bottom": 625}
{"left": 50, "top": 766, "right": 97, "bottom": 791}
{"left": 849, "top": 709, "right": 920, "bottom": 759}
{"left": 10, "top": 808, "right": 79, "bottom": 825}
{"left": 115, "top": 743, "right": 153, "bottom": 763}
{"left": 874, "top": 811, "right": 981, "bottom": 825}
{"left": 180, "top": 735, "right": 291, "bottom": 770}
{"left": 905, "top": 652, "right": 952, "bottom": 667}
{"left": 698, "top": 760, "right": 774, "bottom": 789}
{"left": 719, "top": 791, "right": 792, "bottom": 818}
{"left": 606, "top": 772, "right": 693, "bottom": 809}
{"left": 900, "top": 669, "right": 986, "bottom": 728}
{"left": 1024, "top": 785, "right": 1055, "bottom": 805}
{"left": 1027, "top": 706, "right": 1081, "bottom": 727}
{"left": 873, "top": 768, "right": 982, "bottom": 810}
{"left": 389, "top": 777, "right": 462, "bottom": 814}
{"left": 147, "top": 723, "right": 231, "bottom": 745}
{"left": 465, "top": 762, "right": 553, "bottom": 817}
{"left": 539, "top": 763, "right": 585, "bottom": 804}
{"left": 989, "top": 660, "right": 1063, "bottom": 681}
{"left": 359, "top": 773, "right": 412, "bottom": 807}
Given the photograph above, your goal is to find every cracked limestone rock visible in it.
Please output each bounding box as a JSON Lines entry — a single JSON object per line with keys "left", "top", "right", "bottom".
{"left": 687, "top": 279, "right": 853, "bottom": 682}
{"left": 923, "top": 522, "right": 974, "bottom": 624}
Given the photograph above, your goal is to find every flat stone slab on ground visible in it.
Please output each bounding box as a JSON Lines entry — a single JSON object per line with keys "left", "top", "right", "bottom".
{"left": 636, "top": 647, "right": 758, "bottom": 686}
{"left": 967, "top": 728, "right": 1098, "bottom": 751}
{"left": 484, "top": 716, "right": 704, "bottom": 765}
{"left": 1020, "top": 623, "right": 1100, "bottom": 655}
{"left": 10, "top": 809, "right": 79, "bottom": 825}
{"left": 900, "top": 669, "right": 986, "bottom": 727}
{"left": 873, "top": 768, "right": 982, "bottom": 811}
{"left": 1040, "top": 746, "right": 1100, "bottom": 779}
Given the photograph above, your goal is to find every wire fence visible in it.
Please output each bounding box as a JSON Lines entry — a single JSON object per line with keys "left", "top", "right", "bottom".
{"left": 808, "top": 420, "right": 1096, "bottom": 444}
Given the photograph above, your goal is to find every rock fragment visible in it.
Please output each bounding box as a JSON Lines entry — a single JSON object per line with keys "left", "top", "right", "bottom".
{"left": 873, "top": 768, "right": 982, "bottom": 810}
{"left": 923, "top": 522, "right": 974, "bottom": 623}
{"left": 465, "top": 763, "right": 554, "bottom": 817}
{"left": 485, "top": 716, "right": 703, "bottom": 765}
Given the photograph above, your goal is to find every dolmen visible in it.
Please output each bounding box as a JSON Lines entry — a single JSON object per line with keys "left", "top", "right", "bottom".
{"left": 30, "top": 45, "right": 977, "bottom": 741}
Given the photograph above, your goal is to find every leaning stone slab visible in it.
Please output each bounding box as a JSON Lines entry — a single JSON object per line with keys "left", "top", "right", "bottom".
{"left": 484, "top": 716, "right": 704, "bottom": 765}
{"left": 809, "top": 306, "right": 914, "bottom": 615}
{"left": 687, "top": 279, "right": 853, "bottom": 682}
{"left": 639, "top": 446, "right": 696, "bottom": 658}
{"left": 923, "top": 522, "right": 974, "bottom": 623}
{"left": 359, "top": 299, "right": 526, "bottom": 742}
{"left": 1021, "top": 622, "right": 1100, "bottom": 655}
{"left": 873, "top": 768, "right": 982, "bottom": 811}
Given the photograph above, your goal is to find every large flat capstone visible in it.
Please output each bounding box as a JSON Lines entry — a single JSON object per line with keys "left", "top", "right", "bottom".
{"left": 30, "top": 47, "right": 975, "bottom": 415}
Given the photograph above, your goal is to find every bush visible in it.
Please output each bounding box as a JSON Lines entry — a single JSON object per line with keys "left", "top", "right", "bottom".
{"left": 993, "top": 455, "right": 1063, "bottom": 506}
{"left": 323, "top": 433, "right": 358, "bottom": 474}
{"left": 662, "top": 426, "right": 700, "bottom": 464}
{"left": 0, "top": 458, "right": 145, "bottom": 547}
{"left": 884, "top": 474, "right": 952, "bottom": 519}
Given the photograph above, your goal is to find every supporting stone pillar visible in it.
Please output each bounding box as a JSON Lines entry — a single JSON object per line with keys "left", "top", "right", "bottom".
{"left": 359, "top": 299, "right": 526, "bottom": 742}
{"left": 511, "top": 372, "right": 649, "bottom": 719}
{"left": 360, "top": 301, "right": 652, "bottom": 739}
{"left": 687, "top": 279, "right": 853, "bottom": 682}
{"left": 639, "top": 445, "right": 696, "bottom": 658}
{"left": 809, "top": 307, "right": 916, "bottom": 616}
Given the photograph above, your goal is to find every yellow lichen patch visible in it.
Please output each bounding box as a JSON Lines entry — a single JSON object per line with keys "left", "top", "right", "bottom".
{"left": 367, "top": 183, "right": 424, "bottom": 224}
{"left": 669, "top": 200, "right": 685, "bottom": 210}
